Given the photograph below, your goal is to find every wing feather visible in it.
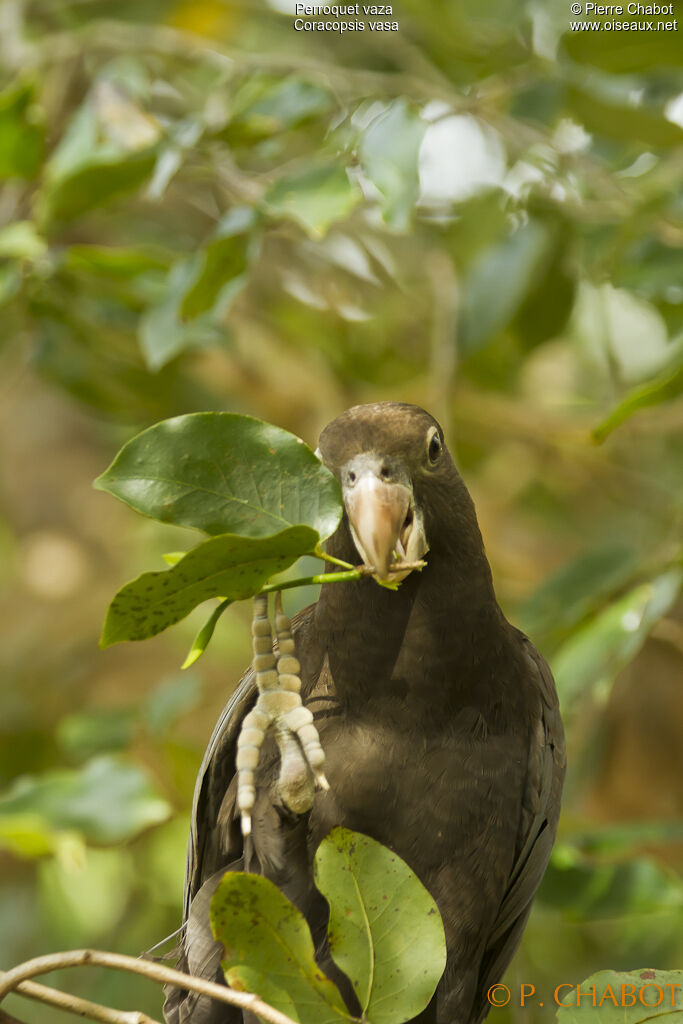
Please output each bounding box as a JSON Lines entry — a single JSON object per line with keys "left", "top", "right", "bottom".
{"left": 473, "top": 637, "right": 566, "bottom": 1023}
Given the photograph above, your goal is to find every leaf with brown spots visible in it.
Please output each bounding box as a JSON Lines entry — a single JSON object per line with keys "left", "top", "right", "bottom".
{"left": 210, "top": 872, "right": 350, "bottom": 1024}
{"left": 100, "top": 525, "right": 318, "bottom": 646}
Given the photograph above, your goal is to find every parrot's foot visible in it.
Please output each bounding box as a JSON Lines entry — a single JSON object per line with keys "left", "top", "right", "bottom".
{"left": 236, "top": 592, "right": 328, "bottom": 836}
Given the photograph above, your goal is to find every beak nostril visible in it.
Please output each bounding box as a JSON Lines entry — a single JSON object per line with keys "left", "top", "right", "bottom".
{"left": 400, "top": 508, "right": 414, "bottom": 549}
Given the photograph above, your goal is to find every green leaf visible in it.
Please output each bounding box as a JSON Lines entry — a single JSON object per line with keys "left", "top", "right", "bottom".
{"left": 179, "top": 207, "right": 259, "bottom": 320}
{"left": 542, "top": 854, "right": 683, "bottom": 919}
{"left": 181, "top": 599, "right": 232, "bottom": 668}
{"left": 94, "top": 411, "right": 343, "bottom": 540}
{"left": 566, "top": 820, "right": 683, "bottom": 858}
{"left": 512, "top": 228, "right": 576, "bottom": 349}
{"left": 556, "top": 969, "right": 683, "bottom": 1024}
{"left": 552, "top": 568, "right": 683, "bottom": 708}
{"left": 41, "top": 147, "right": 157, "bottom": 227}
{"left": 616, "top": 240, "right": 683, "bottom": 304}
{"left": 567, "top": 87, "right": 683, "bottom": 149}
{"left": 0, "top": 221, "right": 47, "bottom": 261}
{"left": 162, "top": 552, "right": 185, "bottom": 566}
{"left": 56, "top": 708, "right": 135, "bottom": 760}
{"left": 226, "top": 74, "right": 334, "bottom": 142}
{"left": 314, "top": 827, "right": 446, "bottom": 1024}
{"left": 224, "top": 965, "right": 300, "bottom": 1018}
{"left": 38, "top": 90, "right": 158, "bottom": 226}
{"left": 138, "top": 259, "right": 226, "bottom": 371}
{"left": 40, "top": 147, "right": 157, "bottom": 227}
{"left": 210, "top": 872, "right": 350, "bottom": 1023}
{"left": 143, "top": 672, "right": 202, "bottom": 734}
{"left": 562, "top": 19, "right": 683, "bottom": 71}
{"left": 360, "top": 100, "right": 426, "bottom": 232}
{"left": 0, "top": 756, "right": 170, "bottom": 846}
{"left": 0, "top": 80, "right": 45, "bottom": 180}
{"left": 0, "top": 813, "right": 80, "bottom": 860}
{"left": 0, "top": 263, "right": 22, "bottom": 307}
{"left": 593, "top": 358, "right": 683, "bottom": 442}
{"left": 264, "top": 163, "right": 361, "bottom": 239}
{"left": 517, "top": 543, "right": 638, "bottom": 646}
{"left": 40, "top": 847, "right": 134, "bottom": 940}
{"left": 572, "top": 282, "right": 674, "bottom": 385}
{"left": 459, "top": 220, "right": 554, "bottom": 354}
{"left": 64, "top": 244, "right": 170, "bottom": 279}
{"left": 100, "top": 525, "right": 318, "bottom": 646}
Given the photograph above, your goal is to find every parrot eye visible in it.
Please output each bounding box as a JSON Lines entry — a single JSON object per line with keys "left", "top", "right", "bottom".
{"left": 426, "top": 428, "right": 442, "bottom": 465}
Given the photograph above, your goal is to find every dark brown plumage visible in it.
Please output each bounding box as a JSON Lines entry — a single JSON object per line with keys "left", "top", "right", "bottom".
{"left": 164, "top": 402, "right": 565, "bottom": 1024}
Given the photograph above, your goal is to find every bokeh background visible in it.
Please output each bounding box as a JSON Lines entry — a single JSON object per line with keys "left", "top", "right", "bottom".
{"left": 0, "top": 1, "right": 682, "bottom": 1021}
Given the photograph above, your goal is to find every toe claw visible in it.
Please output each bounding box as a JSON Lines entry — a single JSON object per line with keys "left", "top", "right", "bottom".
{"left": 236, "top": 593, "right": 329, "bottom": 832}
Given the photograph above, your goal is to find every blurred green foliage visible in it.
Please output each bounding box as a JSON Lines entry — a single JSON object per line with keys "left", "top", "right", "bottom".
{"left": 0, "top": 0, "right": 681, "bottom": 1021}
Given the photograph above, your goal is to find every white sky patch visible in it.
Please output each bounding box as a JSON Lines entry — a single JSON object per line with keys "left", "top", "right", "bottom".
{"left": 320, "top": 235, "right": 380, "bottom": 284}
{"left": 616, "top": 152, "right": 658, "bottom": 178}
{"left": 266, "top": 0, "right": 297, "bottom": 12}
{"left": 621, "top": 609, "right": 643, "bottom": 633}
{"left": 504, "top": 160, "right": 546, "bottom": 200}
{"left": 553, "top": 118, "right": 591, "bottom": 155}
{"left": 352, "top": 100, "right": 389, "bottom": 131}
{"left": 336, "top": 302, "right": 372, "bottom": 321}
{"left": 665, "top": 91, "right": 683, "bottom": 128}
{"left": 419, "top": 112, "right": 506, "bottom": 205}
{"left": 358, "top": 232, "right": 396, "bottom": 277}
{"left": 530, "top": 4, "right": 562, "bottom": 60}
{"left": 281, "top": 270, "right": 328, "bottom": 309}
{"left": 573, "top": 282, "right": 673, "bottom": 385}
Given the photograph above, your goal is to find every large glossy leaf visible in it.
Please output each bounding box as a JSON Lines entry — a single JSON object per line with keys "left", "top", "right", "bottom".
{"left": 210, "top": 872, "right": 350, "bottom": 1024}
{"left": 314, "top": 827, "right": 446, "bottom": 1024}
{"left": 0, "top": 756, "right": 170, "bottom": 847}
{"left": 100, "top": 525, "right": 318, "bottom": 646}
{"left": 264, "top": 163, "right": 361, "bottom": 239}
{"left": 94, "top": 411, "right": 343, "bottom": 539}
{"left": 360, "top": 100, "right": 426, "bottom": 231}
{"left": 556, "top": 969, "right": 683, "bottom": 1024}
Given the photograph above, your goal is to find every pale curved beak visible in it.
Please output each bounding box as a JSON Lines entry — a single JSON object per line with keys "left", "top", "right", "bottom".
{"left": 342, "top": 458, "right": 427, "bottom": 582}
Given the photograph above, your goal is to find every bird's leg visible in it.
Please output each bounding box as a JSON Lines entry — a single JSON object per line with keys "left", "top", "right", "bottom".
{"left": 236, "top": 593, "right": 328, "bottom": 837}
{"left": 273, "top": 592, "right": 329, "bottom": 803}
